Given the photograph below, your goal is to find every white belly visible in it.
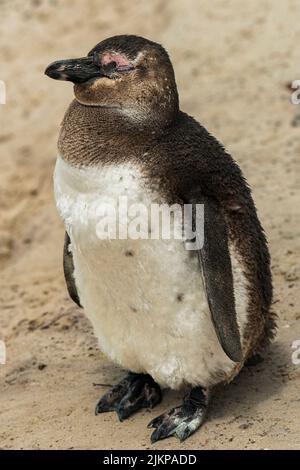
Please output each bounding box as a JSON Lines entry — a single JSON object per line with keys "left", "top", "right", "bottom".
{"left": 54, "top": 156, "right": 248, "bottom": 389}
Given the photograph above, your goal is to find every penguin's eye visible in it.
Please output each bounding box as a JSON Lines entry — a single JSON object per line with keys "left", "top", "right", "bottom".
{"left": 100, "top": 61, "right": 134, "bottom": 77}
{"left": 115, "top": 64, "right": 134, "bottom": 73}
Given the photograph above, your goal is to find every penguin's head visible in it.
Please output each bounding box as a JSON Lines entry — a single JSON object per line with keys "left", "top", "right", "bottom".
{"left": 45, "top": 35, "right": 179, "bottom": 126}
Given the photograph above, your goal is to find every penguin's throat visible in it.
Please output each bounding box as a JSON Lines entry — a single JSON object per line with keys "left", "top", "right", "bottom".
{"left": 58, "top": 100, "right": 156, "bottom": 167}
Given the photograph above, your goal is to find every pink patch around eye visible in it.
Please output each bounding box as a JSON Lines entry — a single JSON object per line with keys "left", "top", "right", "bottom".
{"left": 101, "top": 53, "right": 131, "bottom": 67}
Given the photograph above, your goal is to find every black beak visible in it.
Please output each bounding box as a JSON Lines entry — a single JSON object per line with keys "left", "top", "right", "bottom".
{"left": 45, "top": 56, "right": 103, "bottom": 84}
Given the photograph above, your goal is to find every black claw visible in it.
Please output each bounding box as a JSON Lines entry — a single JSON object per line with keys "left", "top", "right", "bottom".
{"left": 180, "top": 426, "right": 193, "bottom": 442}
{"left": 116, "top": 406, "right": 126, "bottom": 422}
{"left": 147, "top": 419, "right": 156, "bottom": 429}
{"left": 95, "top": 403, "right": 103, "bottom": 415}
{"left": 180, "top": 434, "right": 188, "bottom": 442}
{"left": 95, "top": 399, "right": 114, "bottom": 415}
{"left": 150, "top": 428, "right": 165, "bottom": 444}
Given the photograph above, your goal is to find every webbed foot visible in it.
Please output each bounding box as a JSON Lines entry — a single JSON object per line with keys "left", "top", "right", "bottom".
{"left": 95, "top": 372, "right": 162, "bottom": 421}
{"left": 148, "top": 386, "right": 210, "bottom": 443}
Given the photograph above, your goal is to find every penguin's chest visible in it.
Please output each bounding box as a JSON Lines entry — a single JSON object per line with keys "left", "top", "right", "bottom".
{"left": 54, "top": 156, "right": 235, "bottom": 389}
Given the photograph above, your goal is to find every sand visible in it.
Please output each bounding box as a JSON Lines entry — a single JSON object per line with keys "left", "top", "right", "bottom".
{"left": 0, "top": 0, "right": 299, "bottom": 450}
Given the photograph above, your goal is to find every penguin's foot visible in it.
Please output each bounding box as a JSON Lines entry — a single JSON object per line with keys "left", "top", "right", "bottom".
{"left": 148, "top": 386, "right": 210, "bottom": 443}
{"left": 95, "top": 372, "right": 162, "bottom": 421}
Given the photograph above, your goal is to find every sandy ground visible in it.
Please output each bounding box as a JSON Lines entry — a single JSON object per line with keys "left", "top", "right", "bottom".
{"left": 0, "top": 0, "right": 299, "bottom": 450}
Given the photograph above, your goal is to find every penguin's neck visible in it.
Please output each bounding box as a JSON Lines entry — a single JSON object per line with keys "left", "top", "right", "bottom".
{"left": 58, "top": 99, "right": 159, "bottom": 167}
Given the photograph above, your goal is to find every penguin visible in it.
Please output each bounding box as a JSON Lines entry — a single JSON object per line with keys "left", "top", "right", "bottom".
{"left": 45, "top": 35, "right": 276, "bottom": 443}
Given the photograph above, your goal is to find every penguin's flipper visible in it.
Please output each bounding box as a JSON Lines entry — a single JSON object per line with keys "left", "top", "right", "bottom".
{"left": 63, "top": 232, "right": 82, "bottom": 308}
{"left": 187, "top": 193, "right": 242, "bottom": 363}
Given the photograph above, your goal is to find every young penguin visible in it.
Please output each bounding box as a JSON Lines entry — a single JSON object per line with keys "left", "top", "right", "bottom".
{"left": 45, "top": 35, "right": 276, "bottom": 443}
